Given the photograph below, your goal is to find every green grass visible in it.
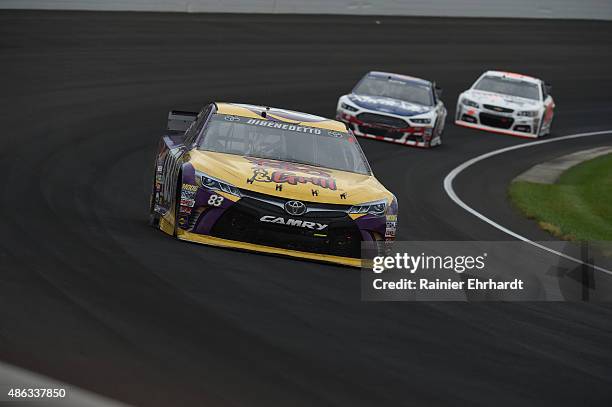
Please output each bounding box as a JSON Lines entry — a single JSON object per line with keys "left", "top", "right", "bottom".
{"left": 509, "top": 153, "right": 612, "bottom": 241}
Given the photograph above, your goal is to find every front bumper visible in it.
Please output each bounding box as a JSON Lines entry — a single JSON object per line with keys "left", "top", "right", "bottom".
{"left": 166, "top": 184, "right": 396, "bottom": 267}
{"left": 337, "top": 112, "right": 434, "bottom": 148}
{"left": 455, "top": 105, "right": 539, "bottom": 138}
{"left": 455, "top": 120, "right": 538, "bottom": 138}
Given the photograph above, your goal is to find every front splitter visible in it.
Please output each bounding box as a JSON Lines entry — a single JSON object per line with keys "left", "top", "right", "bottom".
{"left": 177, "top": 230, "right": 363, "bottom": 268}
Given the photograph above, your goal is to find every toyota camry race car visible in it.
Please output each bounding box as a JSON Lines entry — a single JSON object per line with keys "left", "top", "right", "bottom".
{"left": 149, "top": 102, "right": 398, "bottom": 267}
{"left": 455, "top": 70, "right": 555, "bottom": 138}
{"left": 336, "top": 71, "right": 446, "bottom": 148}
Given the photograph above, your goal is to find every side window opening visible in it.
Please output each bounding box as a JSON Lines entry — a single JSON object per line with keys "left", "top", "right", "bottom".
{"left": 185, "top": 105, "right": 212, "bottom": 146}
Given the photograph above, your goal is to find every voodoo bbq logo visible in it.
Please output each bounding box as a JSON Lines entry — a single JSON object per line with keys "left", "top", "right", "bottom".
{"left": 245, "top": 158, "right": 337, "bottom": 191}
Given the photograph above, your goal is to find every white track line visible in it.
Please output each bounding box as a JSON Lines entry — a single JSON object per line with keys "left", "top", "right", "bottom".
{"left": 443, "top": 130, "right": 612, "bottom": 276}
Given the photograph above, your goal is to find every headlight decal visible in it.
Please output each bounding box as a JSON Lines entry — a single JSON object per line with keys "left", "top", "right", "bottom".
{"left": 462, "top": 98, "right": 480, "bottom": 108}
{"left": 341, "top": 102, "right": 359, "bottom": 112}
{"left": 349, "top": 199, "right": 387, "bottom": 216}
{"left": 196, "top": 171, "right": 241, "bottom": 197}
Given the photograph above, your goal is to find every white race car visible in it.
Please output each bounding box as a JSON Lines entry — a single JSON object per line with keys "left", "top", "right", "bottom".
{"left": 336, "top": 71, "right": 446, "bottom": 148}
{"left": 455, "top": 70, "right": 555, "bottom": 138}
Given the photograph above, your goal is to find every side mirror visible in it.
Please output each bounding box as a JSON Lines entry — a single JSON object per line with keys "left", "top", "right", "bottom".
{"left": 545, "top": 83, "right": 552, "bottom": 95}
{"left": 435, "top": 86, "right": 443, "bottom": 97}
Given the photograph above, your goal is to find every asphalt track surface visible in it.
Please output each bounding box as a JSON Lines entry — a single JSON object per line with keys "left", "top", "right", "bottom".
{"left": 1, "top": 11, "right": 612, "bottom": 407}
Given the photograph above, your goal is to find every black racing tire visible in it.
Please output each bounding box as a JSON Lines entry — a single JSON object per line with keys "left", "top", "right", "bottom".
{"left": 537, "top": 113, "right": 551, "bottom": 138}
{"left": 430, "top": 119, "right": 443, "bottom": 147}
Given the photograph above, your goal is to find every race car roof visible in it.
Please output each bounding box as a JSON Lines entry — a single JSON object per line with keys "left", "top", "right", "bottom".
{"left": 367, "top": 71, "right": 432, "bottom": 86}
{"left": 484, "top": 70, "right": 542, "bottom": 84}
{"left": 215, "top": 102, "right": 347, "bottom": 132}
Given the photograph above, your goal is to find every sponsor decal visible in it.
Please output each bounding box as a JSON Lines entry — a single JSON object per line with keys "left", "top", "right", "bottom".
{"left": 245, "top": 158, "right": 338, "bottom": 191}
{"left": 246, "top": 118, "right": 322, "bottom": 134}
{"left": 180, "top": 198, "right": 195, "bottom": 208}
{"left": 179, "top": 206, "right": 192, "bottom": 214}
{"left": 182, "top": 183, "right": 198, "bottom": 192}
{"left": 385, "top": 216, "right": 397, "bottom": 238}
{"left": 259, "top": 215, "right": 328, "bottom": 231}
{"left": 214, "top": 113, "right": 345, "bottom": 138}
{"left": 181, "top": 190, "right": 196, "bottom": 199}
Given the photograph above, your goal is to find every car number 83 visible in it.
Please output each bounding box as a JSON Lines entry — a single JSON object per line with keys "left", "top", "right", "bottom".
{"left": 207, "top": 194, "right": 224, "bottom": 207}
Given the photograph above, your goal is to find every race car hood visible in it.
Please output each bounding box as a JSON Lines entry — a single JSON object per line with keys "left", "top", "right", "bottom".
{"left": 348, "top": 94, "right": 431, "bottom": 117}
{"left": 187, "top": 150, "right": 392, "bottom": 205}
{"left": 464, "top": 90, "right": 541, "bottom": 110}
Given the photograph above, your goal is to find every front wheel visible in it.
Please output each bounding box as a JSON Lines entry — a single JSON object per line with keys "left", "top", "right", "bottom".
{"left": 429, "top": 118, "right": 443, "bottom": 147}
{"left": 537, "top": 113, "right": 552, "bottom": 138}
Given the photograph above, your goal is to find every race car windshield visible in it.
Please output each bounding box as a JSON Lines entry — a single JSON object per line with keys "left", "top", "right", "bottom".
{"left": 198, "top": 115, "right": 371, "bottom": 175}
{"left": 352, "top": 76, "right": 433, "bottom": 106}
{"left": 474, "top": 76, "right": 540, "bottom": 100}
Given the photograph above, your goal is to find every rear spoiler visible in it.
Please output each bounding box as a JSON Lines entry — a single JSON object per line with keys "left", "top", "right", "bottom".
{"left": 167, "top": 110, "right": 197, "bottom": 132}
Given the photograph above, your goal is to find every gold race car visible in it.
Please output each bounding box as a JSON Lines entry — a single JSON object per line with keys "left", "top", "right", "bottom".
{"left": 150, "top": 102, "right": 398, "bottom": 267}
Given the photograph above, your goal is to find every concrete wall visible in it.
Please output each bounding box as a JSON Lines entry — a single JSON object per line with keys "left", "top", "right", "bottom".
{"left": 2, "top": 0, "right": 612, "bottom": 20}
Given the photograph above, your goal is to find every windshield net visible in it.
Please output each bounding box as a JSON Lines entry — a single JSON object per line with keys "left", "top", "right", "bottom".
{"left": 353, "top": 76, "right": 433, "bottom": 106}
{"left": 198, "top": 114, "right": 371, "bottom": 175}
{"left": 474, "top": 76, "right": 540, "bottom": 100}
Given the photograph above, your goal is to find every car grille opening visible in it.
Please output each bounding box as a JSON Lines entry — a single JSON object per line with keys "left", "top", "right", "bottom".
{"left": 359, "top": 126, "right": 387, "bottom": 137}
{"left": 405, "top": 134, "right": 424, "bottom": 142}
{"left": 357, "top": 113, "right": 407, "bottom": 129}
{"left": 513, "top": 125, "right": 532, "bottom": 133}
{"left": 483, "top": 104, "right": 514, "bottom": 114}
{"left": 209, "top": 197, "right": 362, "bottom": 258}
{"left": 479, "top": 112, "right": 514, "bottom": 129}
{"left": 358, "top": 125, "right": 406, "bottom": 140}
{"left": 461, "top": 114, "right": 477, "bottom": 123}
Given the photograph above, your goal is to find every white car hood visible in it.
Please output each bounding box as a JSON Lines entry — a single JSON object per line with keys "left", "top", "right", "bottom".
{"left": 465, "top": 90, "right": 541, "bottom": 110}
